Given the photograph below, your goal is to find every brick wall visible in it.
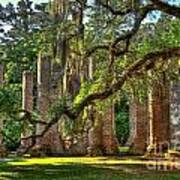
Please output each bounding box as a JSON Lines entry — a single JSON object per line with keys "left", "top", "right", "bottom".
{"left": 20, "top": 71, "right": 34, "bottom": 149}
{"left": 129, "top": 97, "right": 148, "bottom": 154}
{"left": 170, "top": 82, "right": 180, "bottom": 149}
{"left": 36, "top": 54, "right": 63, "bottom": 155}
{"left": 147, "top": 76, "right": 170, "bottom": 154}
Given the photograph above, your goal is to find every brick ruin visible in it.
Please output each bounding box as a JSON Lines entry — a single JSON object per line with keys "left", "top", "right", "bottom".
{"left": 0, "top": 60, "right": 179, "bottom": 157}
{"left": 18, "top": 55, "right": 119, "bottom": 156}
{"left": 147, "top": 76, "right": 170, "bottom": 154}
{"left": 19, "top": 71, "right": 34, "bottom": 151}
{"left": 128, "top": 96, "right": 148, "bottom": 154}
{"left": 128, "top": 74, "right": 180, "bottom": 155}
{"left": 170, "top": 83, "right": 180, "bottom": 149}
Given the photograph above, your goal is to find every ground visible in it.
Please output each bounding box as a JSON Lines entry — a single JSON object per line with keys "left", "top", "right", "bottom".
{"left": 0, "top": 156, "right": 180, "bottom": 180}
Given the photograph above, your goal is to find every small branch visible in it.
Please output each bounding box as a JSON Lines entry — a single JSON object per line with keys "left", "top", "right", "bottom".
{"left": 85, "top": 44, "right": 109, "bottom": 58}
{"left": 99, "top": 0, "right": 132, "bottom": 16}
{"left": 18, "top": 110, "right": 48, "bottom": 125}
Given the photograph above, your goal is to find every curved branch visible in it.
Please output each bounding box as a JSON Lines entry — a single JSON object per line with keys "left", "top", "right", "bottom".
{"left": 84, "top": 0, "right": 180, "bottom": 58}
{"left": 85, "top": 4, "right": 155, "bottom": 58}
{"left": 76, "top": 47, "right": 180, "bottom": 114}
{"left": 85, "top": 44, "right": 109, "bottom": 58}
{"left": 151, "top": 0, "right": 180, "bottom": 18}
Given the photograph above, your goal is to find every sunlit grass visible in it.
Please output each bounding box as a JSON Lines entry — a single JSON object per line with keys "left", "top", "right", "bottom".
{"left": 1, "top": 157, "right": 180, "bottom": 180}
{"left": 7, "top": 156, "right": 180, "bottom": 168}
{"left": 119, "top": 146, "right": 130, "bottom": 153}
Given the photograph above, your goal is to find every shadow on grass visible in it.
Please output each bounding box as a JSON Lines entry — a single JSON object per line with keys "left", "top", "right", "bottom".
{"left": 1, "top": 159, "right": 180, "bottom": 180}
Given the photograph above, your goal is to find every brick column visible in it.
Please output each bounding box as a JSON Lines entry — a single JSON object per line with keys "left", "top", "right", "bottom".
{"left": 0, "top": 64, "right": 6, "bottom": 157}
{"left": 102, "top": 105, "right": 119, "bottom": 155}
{"left": 48, "top": 63, "right": 64, "bottom": 155}
{"left": 35, "top": 55, "right": 63, "bottom": 155}
{"left": 147, "top": 76, "right": 170, "bottom": 154}
{"left": 129, "top": 97, "right": 148, "bottom": 154}
{"left": 36, "top": 54, "right": 51, "bottom": 145}
{"left": 20, "top": 71, "right": 34, "bottom": 149}
{"left": 86, "top": 105, "right": 119, "bottom": 156}
{"left": 87, "top": 107, "right": 103, "bottom": 156}
{"left": 170, "top": 82, "right": 180, "bottom": 149}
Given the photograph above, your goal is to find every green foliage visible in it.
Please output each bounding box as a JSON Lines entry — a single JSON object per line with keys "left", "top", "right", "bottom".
{"left": 116, "top": 111, "right": 129, "bottom": 145}
{"left": 73, "top": 79, "right": 105, "bottom": 108}
{"left": 133, "top": 18, "right": 180, "bottom": 58}
{"left": 0, "top": 84, "right": 22, "bottom": 150}
{"left": 115, "top": 92, "right": 129, "bottom": 145}
{"left": 48, "top": 96, "right": 71, "bottom": 120}
{"left": 0, "top": 84, "right": 22, "bottom": 118}
{"left": 3, "top": 120, "right": 21, "bottom": 151}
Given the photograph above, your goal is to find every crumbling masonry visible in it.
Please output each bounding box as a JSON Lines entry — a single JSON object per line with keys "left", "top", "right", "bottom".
{"left": 20, "top": 54, "right": 119, "bottom": 156}
{"left": 128, "top": 73, "right": 180, "bottom": 155}
{"left": 0, "top": 60, "right": 179, "bottom": 156}
{"left": 18, "top": 55, "right": 180, "bottom": 156}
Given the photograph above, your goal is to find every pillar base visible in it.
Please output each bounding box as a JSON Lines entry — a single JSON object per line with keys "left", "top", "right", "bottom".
{"left": 102, "top": 139, "right": 119, "bottom": 156}
{"left": 146, "top": 143, "right": 169, "bottom": 157}
{"left": 0, "top": 144, "right": 7, "bottom": 158}
{"left": 129, "top": 143, "right": 146, "bottom": 155}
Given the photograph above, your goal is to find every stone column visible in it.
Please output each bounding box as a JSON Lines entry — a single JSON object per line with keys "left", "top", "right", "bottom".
{"left": 129, "top": 97, "right": 148, "bottom": 155}
{"left": 20, "top": 71, "right": 34, "bottom": 149}
{"left": 170, "top": 82, "right": 180, "bottom": 149}
{"left": 102, "top": 105, "right": 119, "bottom": 155}
{"left": 147, "top": 76, "right": 170, "bottom": 154}
{"left": 0, "top": 64, "right": 6, "bottom": 157}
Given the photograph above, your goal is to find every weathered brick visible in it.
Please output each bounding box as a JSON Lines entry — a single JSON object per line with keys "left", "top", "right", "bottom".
{"left": 129, "top": 97, "right": 148, "bottom": 155}
{"left": 170, "top": 82, "right": 180, "bottom": 149}
{"left": 102, "top": 105, "right": 119, "bottom": 155}
{"left": 147, "top": 76, "right": 170, "bottom": 154}
{"left": 36, "top": 54, "right": 63, "bottom": 155}
{"left": 20, "top": 71, "right": 34, "bottom": 149}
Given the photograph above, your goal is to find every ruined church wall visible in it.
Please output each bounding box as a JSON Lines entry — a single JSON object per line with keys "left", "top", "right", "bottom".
{"left": 170, "top": 82, "right": 180, "bottom": 149}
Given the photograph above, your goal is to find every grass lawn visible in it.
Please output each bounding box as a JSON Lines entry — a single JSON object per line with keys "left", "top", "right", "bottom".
{"left": 0, "top": 157, "right": 180, "bottom": 180}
